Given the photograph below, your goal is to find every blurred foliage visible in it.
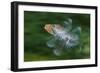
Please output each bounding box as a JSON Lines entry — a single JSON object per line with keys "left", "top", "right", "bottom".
{"left": 24, "top": 11, "right": 90, "bottom": 62}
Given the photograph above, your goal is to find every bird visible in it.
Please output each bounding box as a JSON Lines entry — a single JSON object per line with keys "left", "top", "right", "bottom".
{"left": 44, "top": 18, "right": 81, "bottom": 56}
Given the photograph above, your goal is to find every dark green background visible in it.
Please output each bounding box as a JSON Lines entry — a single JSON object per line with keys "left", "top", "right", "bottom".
{"left": 24, "top": 11, "right": 90, "bottom": 62}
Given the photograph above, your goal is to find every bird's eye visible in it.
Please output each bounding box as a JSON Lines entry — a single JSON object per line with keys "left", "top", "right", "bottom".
{"left": 65, "top": 37, "right": 69, "bottom": 41}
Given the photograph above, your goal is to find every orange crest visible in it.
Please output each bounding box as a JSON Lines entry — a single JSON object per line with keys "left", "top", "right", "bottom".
{"left": 44, "top": 24, "right": 54, "bottom": 34}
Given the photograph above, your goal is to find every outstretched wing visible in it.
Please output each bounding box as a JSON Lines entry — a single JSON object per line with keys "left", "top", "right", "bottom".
{"left": 63, "top": 18, "right": 72, "bottom": 32}
{"left": 71, "top": 26, "right": 81, "bottom": 35}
